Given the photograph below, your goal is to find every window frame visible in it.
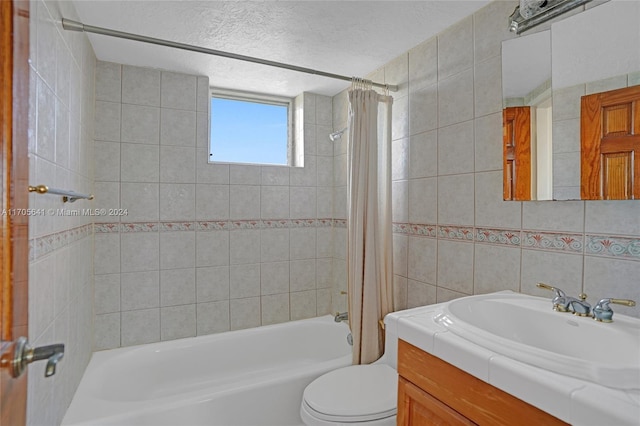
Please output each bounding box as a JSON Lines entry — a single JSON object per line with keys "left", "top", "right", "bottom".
{"left": 208, "top": 87, "right": 294, "bottom": 166}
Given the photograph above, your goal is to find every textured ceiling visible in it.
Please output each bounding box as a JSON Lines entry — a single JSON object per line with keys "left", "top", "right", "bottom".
{"left": 72, "top": 1, "right": 490, "bottom": 97}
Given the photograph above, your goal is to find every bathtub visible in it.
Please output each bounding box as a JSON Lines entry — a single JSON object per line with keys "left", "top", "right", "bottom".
{"left": 62, "top": 315, "right": 352, "bottom": 426}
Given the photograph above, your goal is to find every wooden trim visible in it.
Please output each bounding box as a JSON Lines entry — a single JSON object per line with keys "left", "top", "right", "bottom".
{"left": 1, "top": 1, "right": 30, "bottom": 424}
{"left": 581, "top": 92, "right": 603, "bottom": 199}
{"left": 398, "top": 340, "right": 568, "bottom": 426}
{"left": 1, "top": 0, "right": 14, "bottom": 344}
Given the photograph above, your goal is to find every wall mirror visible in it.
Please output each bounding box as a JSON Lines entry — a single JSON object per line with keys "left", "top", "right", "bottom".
{"left": 501, "top": 0, "right": 640, "bottom": 201}
{"left": 502, "top": 30, "right": 552, "bottom": 201}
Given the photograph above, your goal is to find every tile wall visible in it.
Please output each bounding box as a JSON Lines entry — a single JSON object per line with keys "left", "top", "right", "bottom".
{"left": 332, "top": 0, "right": 640, "bottom": 317}
{"left": 27, "top": 0, "right": 96, "bottom": 424}
{"left": 93, "top": 62, "right": 335, "bottom": 349}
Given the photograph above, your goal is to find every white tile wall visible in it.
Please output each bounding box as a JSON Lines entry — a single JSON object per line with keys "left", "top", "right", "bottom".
{"left": 93, "top": 64, "right": 335, "bottom": 348}
{"left": 27, "top": 1, "right": 96, "bottom": 424}
{"left": 332, "top": 0, "right": 640, "bottom": 317}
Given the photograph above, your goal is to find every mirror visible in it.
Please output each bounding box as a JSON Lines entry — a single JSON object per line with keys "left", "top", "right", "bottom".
{"left": 502, "top": 31, "right": 552, "bottom": 201}
{"left": 502, "top": 0, "right": 640, "bottom": 201}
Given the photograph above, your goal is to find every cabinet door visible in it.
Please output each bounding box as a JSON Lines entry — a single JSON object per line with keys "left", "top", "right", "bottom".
{"left": 398, "top": 377, "right": 477, "bottom": 426}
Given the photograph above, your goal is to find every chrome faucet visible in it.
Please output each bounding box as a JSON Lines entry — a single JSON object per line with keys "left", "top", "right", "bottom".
{"left": 536, "top": 283, "right": 591, "bottom": 316}
{"left": 536, "top": 283, "right": 570, "bottom": 312}
{"left": 592, "top": 298, "right": 637, "bottom": 323}
{"left": 334, "top": 312, "right": 348, "bottom": 322}
{"left": 567, "top": 294, "right": 591, "bottom": 317}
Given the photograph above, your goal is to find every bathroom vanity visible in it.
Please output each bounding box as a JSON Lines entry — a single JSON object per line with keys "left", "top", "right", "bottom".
{"left": 397, "top": 340, "right": 566, "bottom": 425}
{"left": 386, "top": 292, "right": 640, "bottom": 426}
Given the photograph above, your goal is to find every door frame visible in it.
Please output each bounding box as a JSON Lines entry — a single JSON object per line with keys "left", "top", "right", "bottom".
{"left": 1, "top": 0, "right": 31, "bottom": 424}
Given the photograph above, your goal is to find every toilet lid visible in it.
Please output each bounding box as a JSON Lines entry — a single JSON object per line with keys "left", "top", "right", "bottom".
{"left": 303, "top": 364, "right": 397, "bottom": 421}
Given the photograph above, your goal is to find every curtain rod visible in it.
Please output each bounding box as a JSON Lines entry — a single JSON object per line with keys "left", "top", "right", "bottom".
{"left": 61, "top": 19, "right": 398, "bottom": 92}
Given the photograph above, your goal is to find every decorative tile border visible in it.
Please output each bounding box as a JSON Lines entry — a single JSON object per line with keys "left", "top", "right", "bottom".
{"left": 230, "top": 220, "right": 262, "bottom": 230}
{"left": 586, "top": 235, "right": 640, "bottom": 259}
{"left": 94, "top": 223, "right": 120, "bottom": 233}
{"left": 94, "top": 218, "right": 344, "bottom": 233}
{"left": 391, "top": 222, "right": 437, "bottom": 237}
{"left": 332, "top": 219, "right": 347, "bottom": 228}
{"left": 30, "top": 223, "right": 93, "bottom": 261}
{"left": 159, "top": 222, "right": 196, "bottom": 232}
{"left": 522, "top": 231, "right": 583, "bottom": 253}
{"left": 439, "top": 225, "right": 474, "bottom": 241}
{"left": 476, "top": 228, "right": 521, "bottom": 246}
{"left": 293, "top": 219, "right": 322, "bottom": 228}
{"left": 392, "top": 222, "right": 412, "bottom": 235}
{"left": 31, "top": 219, "right": 640, "bottom": 262}
{"left": 411, "top": 223, "right": 438, "bottom": 238}
{"left": 120, "top": 222, "right": 160, "bottom": 233}
{"left": 196, "top": 221, "right": 230, "bottom": 231}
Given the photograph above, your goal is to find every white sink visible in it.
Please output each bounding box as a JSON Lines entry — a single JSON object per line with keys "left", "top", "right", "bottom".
{"left": 433, "top": 292, "right": 640, "bottom": 390}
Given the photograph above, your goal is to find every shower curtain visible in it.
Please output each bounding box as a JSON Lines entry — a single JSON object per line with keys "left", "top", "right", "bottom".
{"left": 347, "top": 87, "right": 393, "bottom": 365}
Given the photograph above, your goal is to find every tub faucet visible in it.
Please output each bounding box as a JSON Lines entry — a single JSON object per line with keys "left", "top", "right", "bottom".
{"left": 334, "top": 312, "right": 348, "bottom": 322}
{"left": 593, "top": 298, "right": 637, "bottom": 323}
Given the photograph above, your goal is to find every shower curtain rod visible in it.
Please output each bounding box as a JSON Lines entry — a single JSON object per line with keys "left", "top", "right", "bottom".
{"left": 61, "top": 19, "right": 398, "bottom": 92}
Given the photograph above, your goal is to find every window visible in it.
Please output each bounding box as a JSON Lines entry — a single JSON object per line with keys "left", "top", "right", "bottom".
{"left": 209, "top": 89, "right": 292, "bottom": 166}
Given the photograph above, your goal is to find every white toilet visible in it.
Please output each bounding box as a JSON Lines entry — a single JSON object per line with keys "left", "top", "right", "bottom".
{"left": 300, "top": 363, "right": 397, "bottom": 426}
{"left": 300, "top": 322, "right": 399, "bottom": 426}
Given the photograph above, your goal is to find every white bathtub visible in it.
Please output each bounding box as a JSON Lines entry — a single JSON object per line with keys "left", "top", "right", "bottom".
{"left": 62, "top": 316, "right": 352, "bottom": 426}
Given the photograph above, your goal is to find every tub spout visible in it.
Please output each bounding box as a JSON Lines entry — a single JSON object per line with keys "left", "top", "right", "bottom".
{"left": 334, "top": 312, "right": 348, "bottom": 322}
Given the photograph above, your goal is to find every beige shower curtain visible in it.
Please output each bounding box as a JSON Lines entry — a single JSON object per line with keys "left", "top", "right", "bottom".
{"left": 347, "top": 88, "right": 393, "bottom": 365}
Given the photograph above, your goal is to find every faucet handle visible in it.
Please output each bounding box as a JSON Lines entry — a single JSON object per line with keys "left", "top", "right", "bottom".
{"left": 537, "top": 282, "right": 566, "bottom": 296}
{"left": 593, "top": 298, "right": 637, "bottom": 323}
{"left": 537, "top": 283, "right": 569, "bottom": 311}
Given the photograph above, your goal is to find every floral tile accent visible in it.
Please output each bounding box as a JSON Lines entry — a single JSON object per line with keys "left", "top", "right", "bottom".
{"left": 522, "top": 231, "right": 582, "bottom": 253}
{"left": 120, "top": 222, "right": 160, "bottom": 233}
{"left": 197, "top": 221, "right": 230, "bottom": 231}
{"left": 392, "top": 222, "right": 412, "bottom": 235}
{"left": 586, "top": 235, "right": 640, "bottom": 260}
{"left": 477, "top": 228, "right": 521, "bottom": 246}
{"left": 292, "top": 219, "right": 318, "bottom": 228}
{"left": 230, "top": 220, "right": 262, "bottom": 230}
{"left": 159, "top": 222, "right": 196, "bottom": 232}
{"left": 332, "top": 219, "right": 347, "bottom": 228}
{"left": 262, "top": 219, "right": 291, "bottom": 229}
{"left": 94, "top": 223, "right": 120, "bottom": 233}
{"left": 31, "top": 224, "right": 93, "bottom": 261}
{"left": 438, "top": 225, "right": 474, "bottom": 241}
{"left": 410, "top": 223, "right": 437, "bottom": 238}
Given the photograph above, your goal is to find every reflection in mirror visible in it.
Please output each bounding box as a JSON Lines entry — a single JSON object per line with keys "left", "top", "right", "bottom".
{"left": 502, "top": 30, "right": 551, "bottom": 201}
{"left": 501, "top": 0, "right": 640, "bottom": 201}
{"left": 551, "top": 0, "right": 640, "bottom": 200}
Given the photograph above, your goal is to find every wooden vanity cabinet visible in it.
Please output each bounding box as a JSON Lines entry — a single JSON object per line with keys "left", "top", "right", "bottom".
{"left": 397, "top": 339, "right": 568, "bottom": 426}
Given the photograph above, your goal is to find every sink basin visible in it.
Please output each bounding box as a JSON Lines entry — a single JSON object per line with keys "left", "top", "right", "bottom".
{"left": 434, "top": 292, "right": 640, "bottom": 390}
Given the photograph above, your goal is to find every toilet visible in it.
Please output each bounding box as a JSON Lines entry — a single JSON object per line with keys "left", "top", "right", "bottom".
{"left": 300, "top": 321, "right": 399, "bottom": 426}
{"left": 300, "top": 363, "right": 397, "bottom": 426}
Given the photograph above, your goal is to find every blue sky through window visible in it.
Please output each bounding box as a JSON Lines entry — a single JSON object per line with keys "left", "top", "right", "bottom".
{"left": 210, "top": 97, "right": 288, "bottom": 165}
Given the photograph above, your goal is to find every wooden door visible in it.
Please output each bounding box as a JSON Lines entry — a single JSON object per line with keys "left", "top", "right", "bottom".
{"left": 581, "top": 85, "right": 640, "bottom": 199}
{"left": 1, "top": 0, "right": 30, "bottom": 424}
{"left": 503, "top": 107, "right": 532, "bottom": 200}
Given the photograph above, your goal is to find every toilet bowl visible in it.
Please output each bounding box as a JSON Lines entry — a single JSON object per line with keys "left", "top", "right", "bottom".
{"left": 300, "top": 363, "right": 397, "bottom": 426}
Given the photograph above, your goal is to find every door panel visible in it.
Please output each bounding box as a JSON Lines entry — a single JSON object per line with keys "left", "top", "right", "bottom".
{"left": 1, "top": 1, "right": 30, "bottom": 424}
{"left": 503, "top": 106, "right": 532, "bottom": 200}
{"left": 581, "top": 85, "right": 640, "bottom": 199}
